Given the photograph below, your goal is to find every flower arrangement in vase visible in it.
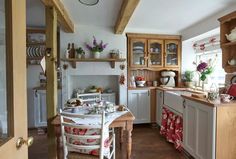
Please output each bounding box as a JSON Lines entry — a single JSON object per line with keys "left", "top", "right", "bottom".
{"left": 85, "top": 36, "right": 108, "bottom": 59}
{"left": 193, "top": 54, "right": 217, "bottom": 90}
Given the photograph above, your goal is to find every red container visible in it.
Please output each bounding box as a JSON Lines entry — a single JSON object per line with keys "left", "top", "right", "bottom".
{"left": 227, "top": 83, "right": 236, "bottom": 98}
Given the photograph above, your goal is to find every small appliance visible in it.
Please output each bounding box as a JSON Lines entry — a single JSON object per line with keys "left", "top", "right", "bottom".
{"left": 160, "top": 71, "right": 176, "bottom": 87}
{"left": 227, "top": 83, "right": 236, "bottom": 99}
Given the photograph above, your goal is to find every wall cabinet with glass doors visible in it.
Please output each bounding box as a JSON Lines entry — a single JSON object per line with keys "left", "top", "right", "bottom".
{"left": 127, "top": 33, "right": 181, "bottom": 69}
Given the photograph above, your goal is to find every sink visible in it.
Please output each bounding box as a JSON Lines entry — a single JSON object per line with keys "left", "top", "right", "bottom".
{"left": 163, "top": 91, "right": 190, "bottom": 114}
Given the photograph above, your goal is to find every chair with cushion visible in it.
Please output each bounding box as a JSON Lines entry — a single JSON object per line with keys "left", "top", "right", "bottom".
{"left": 60, "top": 109, "right": 115, "bottom": 159}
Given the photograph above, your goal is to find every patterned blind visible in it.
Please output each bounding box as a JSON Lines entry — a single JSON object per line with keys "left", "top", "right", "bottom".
{"left": 192, "top": 34, "right": 220, "bottom": 53}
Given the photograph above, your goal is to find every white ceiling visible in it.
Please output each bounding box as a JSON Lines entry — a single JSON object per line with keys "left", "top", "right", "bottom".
{"left": 26, "top": 0, "right": 236, "bottom": 33}
{"left": 61, "top": 0, "right": 122, "bottom": 27}
{"left": 127, "top": 0, "right": 236, "bottom": 33}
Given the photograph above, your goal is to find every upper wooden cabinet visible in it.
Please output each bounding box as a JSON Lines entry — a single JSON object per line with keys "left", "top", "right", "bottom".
{"left": 165, "top": 40, "right": 180, "bottom": 68}
{"left": 218, "top": 11, "right": 236, "bottom": 73}
{"left": 127, "top": 33, "right": 181, "bottom": 69}
{"left": 130, "top": 38, "right": 147, "bottom": 68}
{"left": 148, "top": 39, "right": 164, "bottom": 68}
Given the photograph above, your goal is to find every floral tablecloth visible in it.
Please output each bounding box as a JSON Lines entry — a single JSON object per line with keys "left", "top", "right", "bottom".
{"left": 160, "top": 106, "right": 183, "bottom": 151}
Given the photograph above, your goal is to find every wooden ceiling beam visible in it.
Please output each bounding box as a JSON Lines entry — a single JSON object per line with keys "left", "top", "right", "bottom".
{"left": 41, "top": 0, "right": 74, "bottom": 33}
{"left": 114, "top": 0, "right": 140, "bottom": 34}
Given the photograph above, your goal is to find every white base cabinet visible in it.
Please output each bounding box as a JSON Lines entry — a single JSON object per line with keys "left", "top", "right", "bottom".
{"left": 128, "top": 90, "right": 150, "bottom": 124}
{"left": 34, "top": 89, "right": 62, "bottom": 127}
{"left": 156, "top": 90, "right": 163, "bottom": 126}
{"left": 183, "top": 99, "right": 216, "bottom": 159}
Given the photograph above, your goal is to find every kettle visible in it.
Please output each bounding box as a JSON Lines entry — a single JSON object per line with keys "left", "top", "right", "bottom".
{"left": 227, "top": 83, "right": 236, "bottom": 99}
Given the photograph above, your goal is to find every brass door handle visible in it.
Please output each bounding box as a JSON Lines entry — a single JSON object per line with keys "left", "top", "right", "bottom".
{"left": 16, "top": 137, "right": 34, "bottom": 149}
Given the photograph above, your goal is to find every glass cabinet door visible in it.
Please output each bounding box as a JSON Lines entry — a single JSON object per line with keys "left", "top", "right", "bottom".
{"left": 148, "top": 40, "right": 163, "bottom": 67}
{"left": 130, "top": 39, "right": 147, "bottom": 67}
{"left": 165, "top": 40, "right": 179, "bottom": 67}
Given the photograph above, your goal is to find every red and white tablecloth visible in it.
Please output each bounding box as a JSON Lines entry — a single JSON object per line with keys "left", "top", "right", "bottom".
{"left": 160, "top": 106, "right": 183, "bottom": 151}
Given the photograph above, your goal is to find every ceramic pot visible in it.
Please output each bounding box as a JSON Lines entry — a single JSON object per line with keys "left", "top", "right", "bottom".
{"left": 93, "top": 52, "right": 100, "bottom": 59}
{"left": 185, "top": 81, "right": 194, "bottom": 88}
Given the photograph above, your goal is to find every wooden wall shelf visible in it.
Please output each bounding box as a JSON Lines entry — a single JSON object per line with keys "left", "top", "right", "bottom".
{"left": 61, "top": 58, "right": 126, "bottom": 69}
{"left": 218, "top": 11, "right": 236, "bottom": 73}
{"left": 221, "top": 41, "right": 236, "bottom": 47}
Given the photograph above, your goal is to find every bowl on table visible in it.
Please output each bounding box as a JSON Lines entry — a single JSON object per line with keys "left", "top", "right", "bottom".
{"left": 136, "top": 81, "right": 146, "bottom": 87}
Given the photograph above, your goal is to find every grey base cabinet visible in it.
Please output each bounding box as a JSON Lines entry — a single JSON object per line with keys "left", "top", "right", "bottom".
{"left": 33, "top": 89, "right": 62, "bottom": 127}
{"left": 128, "top": 90, "right": 150, "bottom": 124}
{"left": 156, "top": 90, "right": 163, "bottom": 126}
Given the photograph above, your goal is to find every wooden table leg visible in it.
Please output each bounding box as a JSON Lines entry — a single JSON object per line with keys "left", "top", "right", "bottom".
{"left": 120, "top": 127, "right": 124, "bottom": 148}
{"left": 126, "top": 121, "right": 133, "bottom": 159}
{"left": 54, "top": 125, "right": 61, "bottom": 159}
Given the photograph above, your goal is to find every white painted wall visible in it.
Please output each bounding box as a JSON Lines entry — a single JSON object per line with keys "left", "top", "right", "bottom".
{"left": 60, "top": 25, "right": 128, "bottom": 105}
{"left": 181, "top": 4, "right": 236, "bottom": 40}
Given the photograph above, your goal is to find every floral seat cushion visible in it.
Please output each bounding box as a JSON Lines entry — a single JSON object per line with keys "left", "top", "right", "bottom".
{"left": 65, "top": 126, "right": 110, "bottom": 157}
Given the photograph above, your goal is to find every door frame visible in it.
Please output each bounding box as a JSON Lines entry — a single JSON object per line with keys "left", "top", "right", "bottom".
{"left": 0, "top": 0, "right": 28, "bottom": 158}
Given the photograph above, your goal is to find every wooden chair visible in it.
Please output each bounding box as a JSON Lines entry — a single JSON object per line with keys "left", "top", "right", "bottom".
{"left": 60, "top": 109, "right": 115, "bottom": 159}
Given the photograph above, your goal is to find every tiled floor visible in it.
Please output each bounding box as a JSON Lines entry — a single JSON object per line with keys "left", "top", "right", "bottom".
{"left": 29, "top": 125, "right": 188, "bottom": 159}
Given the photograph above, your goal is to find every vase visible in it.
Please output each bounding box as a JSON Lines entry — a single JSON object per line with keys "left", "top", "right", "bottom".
{"left": 77, "top": 54, "right": 82, "bottom": 59}
{"left": 93, "top": 52, "right": 100, "bottom": 59}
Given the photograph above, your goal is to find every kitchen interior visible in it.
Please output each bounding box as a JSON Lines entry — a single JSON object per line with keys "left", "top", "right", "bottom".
{"left": 24, "top": 0, "right": 236, "bottom": 159}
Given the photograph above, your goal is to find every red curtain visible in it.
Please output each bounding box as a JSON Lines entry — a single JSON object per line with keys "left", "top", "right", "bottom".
{"left": 160, "top": 106, "right": 183, "bottom": 151}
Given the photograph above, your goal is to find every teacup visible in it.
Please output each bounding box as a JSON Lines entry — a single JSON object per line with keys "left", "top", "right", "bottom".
{"left": 220, "top": 94, "right": 234, "bottom": 103}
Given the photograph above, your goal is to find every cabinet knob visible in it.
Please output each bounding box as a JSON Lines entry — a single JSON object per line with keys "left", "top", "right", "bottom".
{"left": 183, "top": 99, "right": 186, "bottom": 108}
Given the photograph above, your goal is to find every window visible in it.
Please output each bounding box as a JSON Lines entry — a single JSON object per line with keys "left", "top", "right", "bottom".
{"left": 196, "top": 49, "right": 226, "bottom": 88}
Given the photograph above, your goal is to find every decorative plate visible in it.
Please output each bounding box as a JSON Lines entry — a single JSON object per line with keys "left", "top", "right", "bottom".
{"left": 231, "top": 75, "right": 236, "bottom": 84}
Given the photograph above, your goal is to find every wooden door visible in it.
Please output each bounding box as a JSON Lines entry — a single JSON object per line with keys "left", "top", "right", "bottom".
{"left": 147, "top": 39, "right": 164, "bottom": 68}
{"left": 129, "top": 38, "right": 147, "bottom": 68}
{"left": 164, "top": 40, "right": 180, "bottom": 67}
{"left": 128, "top": 90, "right": 150, "bottom": 124}
{"left": 0, "top": 0, "right": 29, "bottom": 159}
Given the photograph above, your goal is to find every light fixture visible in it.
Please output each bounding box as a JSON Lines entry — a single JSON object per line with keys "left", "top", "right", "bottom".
{"left": 78, "top": 0, "right": 99, "bottom": 6}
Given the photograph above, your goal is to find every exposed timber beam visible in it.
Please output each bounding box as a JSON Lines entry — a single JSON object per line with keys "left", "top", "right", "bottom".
{"left": 114, "top": 0, "right": 140, "bottom": 34}
{"left": 45, "top": 6, "right": 58, "bottom": 159}
{"left": 42, "top": 0, "right": 74, "bottom": 33}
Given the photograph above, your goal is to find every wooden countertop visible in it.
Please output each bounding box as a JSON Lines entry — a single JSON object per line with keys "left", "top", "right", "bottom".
{"left": 182, "top": 94, "right": 236, "bottom": 107}
{"left": 155, "top": 86, "right": 236, "bottom": 107}
{"left": 128, "top": 86, "right": 159, "bottom": 90}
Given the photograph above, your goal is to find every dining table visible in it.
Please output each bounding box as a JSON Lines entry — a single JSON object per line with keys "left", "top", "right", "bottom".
{"left": 51, "top": 109, "right": 135, "bottom": 159}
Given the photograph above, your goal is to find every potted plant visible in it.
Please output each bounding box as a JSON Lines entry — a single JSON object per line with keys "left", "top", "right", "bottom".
{"left": 75, "top": 47, "right": 85, "bottom": 59}
{"left": 184, "top": 71, "right": 194, "bottom": 88}
{"left": 85, "top": 36, "right": 108, "bottom": 59}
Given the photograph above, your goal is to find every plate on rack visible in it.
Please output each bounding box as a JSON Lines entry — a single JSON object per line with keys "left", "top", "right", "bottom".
{"left": 231, "top": 75, "right": 236, "bottom": 84}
